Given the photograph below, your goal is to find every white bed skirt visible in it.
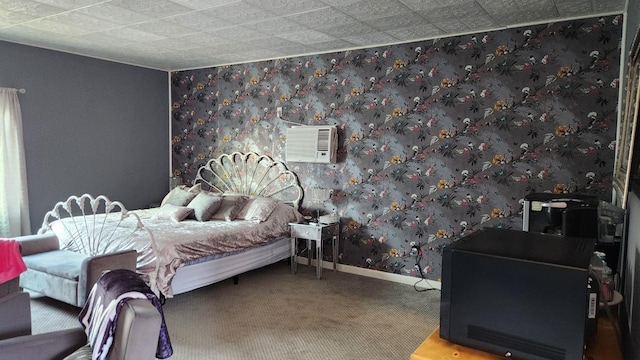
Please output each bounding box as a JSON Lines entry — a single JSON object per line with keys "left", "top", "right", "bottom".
{"left": 170, "top": 237, "right": 291, "bottom": 295}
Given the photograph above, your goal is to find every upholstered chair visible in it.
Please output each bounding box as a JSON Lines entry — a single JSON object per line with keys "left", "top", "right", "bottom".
{"left": 17, "top": 232, "right": 137, "bottom": 307}
{"left": 0, "top": 298, "right": 163, "bottom": 360}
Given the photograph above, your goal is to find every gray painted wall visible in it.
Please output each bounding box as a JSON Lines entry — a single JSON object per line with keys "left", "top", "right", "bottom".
{"left": 0, "top": 41, "right": 169, "bottom": 234}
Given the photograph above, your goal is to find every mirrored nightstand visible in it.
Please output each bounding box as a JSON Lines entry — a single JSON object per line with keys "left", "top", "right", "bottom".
{"left": 289, "top": 221, "right": 339, "bottom": 279}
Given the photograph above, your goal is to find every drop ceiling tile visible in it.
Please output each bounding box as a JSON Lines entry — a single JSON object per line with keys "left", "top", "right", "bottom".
{"left": 114, "top": 41, "right": 163, "bottom": 52}
{"left": 0, "top": 25, "right": 55, "bottom": 43}
{"left": 102, "top": 27, "right": 166, "bottom": 42}
{"left": 218, "top": 41, "right": 256, "bottom": 53}
{"left": 214, "top": 52, "right": 258, "bottom": 64}
{"left": 243, "top": 0, "right": 329, "bottom": 16}
{"left": 107, "top": 0, "right": 193, "bottom": 19}
{"left": 148, "top": 37, "right": 205, "bottom": 50}
{"left": 32, "top": 0, "right": 108, "bottom": 10}
{"left": 72, "top": 32, "right": 137, "bottom": 48}
{"left": 178, "top": 32, "right": 234, "bottom": 47}
{"left": 74, "top": 3, "right": 154, "bottom": 26}
{"left": 244, "top": 18, "right": 310, "bottom": 35}
{"left": 7, "top": 1, "right": 65, "bottom": 18}
{"left": 20, "top": 18, "right": 88, "bottom": 35}
{"left": 493, "top": 10, "right": 560, "bottom": 27}
{"left": 385, "top": 23, "right": 445, "bottom": 41}
{"left": 398, "top": 0, "right": 470, "bottom": 11}
{"left": 430, "top": 18, "right": 481, "bottom": 33}
{"left": 234, "top": 48, "right": 283, "bottom": 60}
{"left": 244, "top": 36, "right": 296, "bottom": 49}
{"left": 425, "top": 10, "right": 496, "bottom": 31}
{"left": 170, "top": 0, "right": 241, "bottom": 11}
{"left": 274, "top": 44, "right": 318, "bottom": 56}
{"left": 170, "top": 59, "right": 220, "bottom": 70}
{"left": 594, "top": 0, "right": 625, "bottom": 12}
{"left": 343, "top": 31, "right": 399, "bottom": 46}
{"left": 204, "top": 1, "right": 278, "bottom": 24}
{"left": 554, "top": 0, "right": 595, "bottom": 17}
{"left": 331, "top": 0, "right": 389, "bottom": 8}
{"left": 318, "top": 0, "right": 361, "bottom": 6}
{"left": 277, "top": 30, "right": 336, "bottom": 44}
{"left": 364, "top": 12, "right": 427, "bottom": 31}
{"left": 317, "top": 21, "right": 377, "bottom": 38}
{"left": 46, "top": 12, "right": 119, "bottom": 32}
{"left": 418, "top": 1, "right": 486, "bottom": 21}
{"left": 335, "top": 0, "right": 415, "bottom": 21}
{"left": 208, "top": 25, "right": 266, "bottom": 40}
{"left": 309, "top": 38, "right": 356, "bottom": 52}
{"left": 477, "top": 0, "right": 556, "bottom": 18}
{"left": 0, "top": 0, "right": 37, "bottom": 13}
{"left": 283, "top": 7, "right": 354, "bottom": 29}
{"left": 0, "top": 10, "right": 37, "bottom": 26}
{"left": 128, "top": 19, "right": 201, "bottom": 37}
{"left": 166, "top": 11, "right": 234, "bottom": 29}
{"left": 459, "top": 14, "right": 499, "bottom": 30}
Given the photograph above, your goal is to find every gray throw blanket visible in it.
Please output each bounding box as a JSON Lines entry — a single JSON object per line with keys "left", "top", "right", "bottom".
{"left": 79, "top": 269, "right": 173, "bottom": 359}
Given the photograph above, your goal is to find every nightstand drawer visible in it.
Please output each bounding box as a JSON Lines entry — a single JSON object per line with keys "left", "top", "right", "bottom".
{"left": 291, "top": 225, "right": 323, "bottom": 240}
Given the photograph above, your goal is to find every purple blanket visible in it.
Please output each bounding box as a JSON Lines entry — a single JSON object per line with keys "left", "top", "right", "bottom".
{"left": 79, "top": 269, "right": 173, "bottom": 359}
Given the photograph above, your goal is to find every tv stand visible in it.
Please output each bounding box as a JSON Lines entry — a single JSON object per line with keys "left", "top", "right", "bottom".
{"left": 412, "top": 314, "right": 622, "bottom": 360}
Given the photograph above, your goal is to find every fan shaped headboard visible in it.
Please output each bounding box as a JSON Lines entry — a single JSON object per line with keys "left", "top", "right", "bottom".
{"left": 194, "top": 152, "right": 303, "bottom": 209}
{"left": 37, "top": 194, "right": 158, "bottom": 272}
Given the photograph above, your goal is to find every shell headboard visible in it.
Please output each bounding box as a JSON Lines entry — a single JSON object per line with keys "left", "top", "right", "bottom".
{"left": 194, "top": 152, "right": 303, "bottom": 209}
{"left": 37, "top": 194, "right": 158, "bottom": 272}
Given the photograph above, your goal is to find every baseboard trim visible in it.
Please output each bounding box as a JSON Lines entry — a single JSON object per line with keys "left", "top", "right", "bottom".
{"left": 294, "top": 257, "right": 441, "bottom": 290}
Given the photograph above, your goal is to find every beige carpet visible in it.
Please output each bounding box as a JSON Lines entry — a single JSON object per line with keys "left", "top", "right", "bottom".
{"left": 31, "top": 262, "right": 441, "bottom": 360}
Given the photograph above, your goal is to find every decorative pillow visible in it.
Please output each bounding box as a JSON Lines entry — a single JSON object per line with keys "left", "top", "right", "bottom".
{"left": 160, "top": 186, "right": 198, "bottom": 207}
{"left": 210, "top": 195, "right": 248, "bottom": 221}
{"left": 236, "top": 197, "right": 279, "bottom": 222}
{"left": 155, "top": 204, "right": 194, "bottom": 222}
{"left": 187, "top": 192, "right": 224, "bottom": 221}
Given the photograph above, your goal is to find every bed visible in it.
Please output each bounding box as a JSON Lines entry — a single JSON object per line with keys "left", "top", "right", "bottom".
{"left": 39, "top": 152, "right": 304, "bottom": 299}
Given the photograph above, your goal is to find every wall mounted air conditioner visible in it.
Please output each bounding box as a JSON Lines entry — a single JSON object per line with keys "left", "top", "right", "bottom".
{"left": 286, "top": 125, "right": 338, "bottom": 163}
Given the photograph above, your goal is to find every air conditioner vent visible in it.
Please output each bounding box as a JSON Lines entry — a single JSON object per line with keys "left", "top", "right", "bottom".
{"left": 317, "top": 128, "right": 330, "bottom": 152}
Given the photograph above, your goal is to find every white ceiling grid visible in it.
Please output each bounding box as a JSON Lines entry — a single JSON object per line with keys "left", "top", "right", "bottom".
{"left": 0, "top": 0, "right": 627, "bottom": 71}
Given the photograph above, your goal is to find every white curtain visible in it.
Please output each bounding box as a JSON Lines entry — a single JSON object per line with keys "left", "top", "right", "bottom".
{"left": 0, "top": 88, "right": 30, "bottom": 237}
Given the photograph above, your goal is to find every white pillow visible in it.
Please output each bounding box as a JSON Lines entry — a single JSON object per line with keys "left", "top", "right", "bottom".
{"left": 160, "top": 185, "right": 200, "bottom": 207}
{"left": 236, "top": 197, "right": 279, "bottom": 222}
{"left": 187, "top": 192, "right": 224, "bottom": 221}
{"left": 210, "top": 195, "right": 248, "bottom": 221}
{"left": 155, "top": 204, "right": 194, "bottom": 222}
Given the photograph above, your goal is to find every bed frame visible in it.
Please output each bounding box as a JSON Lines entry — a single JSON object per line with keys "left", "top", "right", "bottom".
{"left": 170, "top": 152, "right": 303, "bottom": 295}
{"left": 38, "top": 152, "right": 303, "bottom": 298}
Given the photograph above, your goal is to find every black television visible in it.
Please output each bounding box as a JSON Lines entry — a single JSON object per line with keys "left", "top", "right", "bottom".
{"left": 440, "top": 228, "right": 597, "bottom": 360}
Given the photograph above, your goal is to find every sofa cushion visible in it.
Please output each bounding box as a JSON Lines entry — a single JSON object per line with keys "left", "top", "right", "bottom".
{"left": 22, "top": 250, "right": 88, "bottom": 280}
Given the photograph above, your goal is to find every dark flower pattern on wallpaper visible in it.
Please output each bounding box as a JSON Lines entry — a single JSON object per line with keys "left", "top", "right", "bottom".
{"left": 170, "top": 15, "right": 623, "bottom": 281}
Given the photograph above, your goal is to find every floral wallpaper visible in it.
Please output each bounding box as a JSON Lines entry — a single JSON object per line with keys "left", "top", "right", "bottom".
{"left": 170, "top": 15, "right": 623, "bottom": 282}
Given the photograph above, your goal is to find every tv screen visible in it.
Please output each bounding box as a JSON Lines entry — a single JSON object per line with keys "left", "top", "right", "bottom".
{"left": 440, "top": 228, "right": 596, "bottom": 360}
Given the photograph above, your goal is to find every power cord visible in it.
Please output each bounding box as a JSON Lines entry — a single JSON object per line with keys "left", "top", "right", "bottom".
{"left": 411, "top": 244, "right": 440, "bottom": 293}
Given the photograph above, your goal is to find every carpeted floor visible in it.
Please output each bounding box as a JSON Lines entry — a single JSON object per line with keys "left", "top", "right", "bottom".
{"left": 31, "top": 262, "right": 441, "bottom": 359}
